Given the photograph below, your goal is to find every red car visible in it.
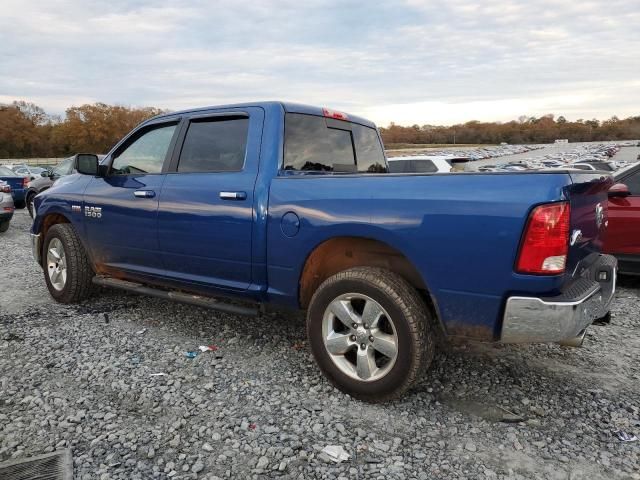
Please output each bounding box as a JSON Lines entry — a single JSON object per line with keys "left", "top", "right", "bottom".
{"left": 604, "top": 162, "right": 640, "bottom": 275}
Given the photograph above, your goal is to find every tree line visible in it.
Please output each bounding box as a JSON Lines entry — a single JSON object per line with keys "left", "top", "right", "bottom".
{"left": 1, "top": 100, "right": 638, "bottom": 158}
{"left": 0, "top": 101, "right": 165, "bottom": 158}
{"left": 380, "top": 114, "right": 640, "bottom": 147}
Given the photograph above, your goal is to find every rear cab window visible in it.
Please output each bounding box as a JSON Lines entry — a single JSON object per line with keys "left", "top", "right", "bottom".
{"left": 283, "top": 113, "right": 387, "bottom": 174}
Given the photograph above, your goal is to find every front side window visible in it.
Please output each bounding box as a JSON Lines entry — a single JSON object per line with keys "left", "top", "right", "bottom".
{"left": 53, "top": 158, "right": 73, "bottom": 176}
{"left": 177, "top": 117, "right": 249, "bottom": 173}
{"left": 111, "top": 123, "right": 177, "bottom": 175}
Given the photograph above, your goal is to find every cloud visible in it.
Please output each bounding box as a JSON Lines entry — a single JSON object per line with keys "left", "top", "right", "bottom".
{"left": 0, "top": 0, "right": 638, "bottom": 126}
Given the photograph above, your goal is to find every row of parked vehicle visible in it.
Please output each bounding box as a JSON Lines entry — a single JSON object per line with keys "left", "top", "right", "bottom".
{"left": 471, "top": 143, "right": 627, "bottom": 173}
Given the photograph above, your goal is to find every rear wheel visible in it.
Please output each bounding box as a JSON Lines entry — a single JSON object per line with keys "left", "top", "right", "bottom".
{"left": 0, "top": 220, "right": 9, "bottom": 233}
{"left": 14, "top": 199, "right": 25, "bottom": 209}
{"left": 43, "top": 224, "right": 94, "bottom": 303}
{"left": 307, "top": 267, "right": 435, "bottom": 402}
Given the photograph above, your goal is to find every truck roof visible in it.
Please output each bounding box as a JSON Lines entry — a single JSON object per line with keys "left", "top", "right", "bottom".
{"left": 149, "top": 101, "right": 377, "bottom": 129}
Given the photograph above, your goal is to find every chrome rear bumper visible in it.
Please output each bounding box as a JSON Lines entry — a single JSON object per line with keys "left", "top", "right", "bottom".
{"left": 501, "top": 254, "right": 617, "bottom": 344}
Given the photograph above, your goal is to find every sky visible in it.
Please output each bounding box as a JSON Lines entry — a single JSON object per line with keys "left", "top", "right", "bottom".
{"left": 1, "top": 0, "right": 639, "bottom": 126}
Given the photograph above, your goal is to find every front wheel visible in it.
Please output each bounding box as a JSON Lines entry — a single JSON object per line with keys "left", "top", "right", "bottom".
{"left": 307, "top": 267, "right": 435, "bottom": 402}
{"left": 43, "top": 223, "right": 95, "bottom": 303}
{"left": 26, "top": 191, "right": 36, "bottom": 218}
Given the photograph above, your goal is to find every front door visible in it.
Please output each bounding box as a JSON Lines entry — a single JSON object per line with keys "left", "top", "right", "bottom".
{"left": 157, "top": 108, "right": 264, "bottom": 291}
{"left": 83, "top": 120, "right": 181, "bottom": 276}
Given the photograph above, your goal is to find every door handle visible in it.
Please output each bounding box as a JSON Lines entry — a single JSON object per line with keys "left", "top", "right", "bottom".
{"left": 134, "top": 190, "right": 155, "bottom": 198}
{"left": 219, "top": 191, "right": 247, "bottom": 200}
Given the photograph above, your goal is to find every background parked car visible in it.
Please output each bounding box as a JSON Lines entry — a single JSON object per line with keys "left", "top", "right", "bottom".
{"left": 25, "top": 154, "right": 104, "bottom": 217}
{"left": 0, "top": 181, "right": 15, "bottom": 232}
{"left": 387, "top": 155, "right": 454, "bottom": 173}
{"left": 12, "top": 165, "right": 47, "bottom": 180}
{"left": 0, "top": 165, "right": 28, "bottom": 208}
{"left": 604, "top": 162, "right": 640, "bottom": 275}
{"left": 387, "top": 155, "right": 471, "bottom": 173}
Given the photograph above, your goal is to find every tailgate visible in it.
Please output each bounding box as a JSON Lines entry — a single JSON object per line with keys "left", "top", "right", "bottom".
{"left": 0, "top": 176, "right": 24, "bottom": 192}
{"left": 564, "top": 171, "right": 613, "bottom": 276}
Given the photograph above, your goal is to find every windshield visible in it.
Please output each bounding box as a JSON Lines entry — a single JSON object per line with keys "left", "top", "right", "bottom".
{"left": 615, "top": 162, "right": 639, "bottom": 178}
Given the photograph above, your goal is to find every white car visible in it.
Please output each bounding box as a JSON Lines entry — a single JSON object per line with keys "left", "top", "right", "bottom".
{"left": 387, "top": 155, "right": 461, "bottom": 174}
{"left": 567, "top": 163, "right": 597, "bottom": 171}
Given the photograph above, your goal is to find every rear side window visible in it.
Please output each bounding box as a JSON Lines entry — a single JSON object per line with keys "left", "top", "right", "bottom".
{"left": 283, "top": 113, "right": 387, "bottom": 173}
{"left": 178, "top": 117, "right": 249, "bottom": 172}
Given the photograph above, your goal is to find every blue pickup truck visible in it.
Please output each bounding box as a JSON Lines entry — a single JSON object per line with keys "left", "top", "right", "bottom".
{"left": 31, "top": 102, "right": 617, "bottom": 401}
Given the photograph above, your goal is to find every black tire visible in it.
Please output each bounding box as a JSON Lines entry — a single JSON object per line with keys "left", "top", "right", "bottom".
{"left": 43, "top": 223, "right": 94, "bottom": 303}
{"left": 307, "top": 267, "right": 435, "bottom": 402}
{"left": 14, "top": 199, "right": 25, "bottom": 209}
{"left": 0, "top": 220, "right": 9, "bottom": 233}
{"left": 26, "top": 191, "right": 36, "bottom": 218}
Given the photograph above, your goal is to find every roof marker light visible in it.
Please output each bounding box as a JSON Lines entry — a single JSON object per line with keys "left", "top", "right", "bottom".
{"left": 322, "top": 108, "right": 349, "bottom": 121}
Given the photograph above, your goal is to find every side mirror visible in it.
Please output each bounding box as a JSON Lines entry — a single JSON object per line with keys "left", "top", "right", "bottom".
{"left": 608, "top": 183, "right": 631, "bottom": 198}
{"left": 76, "top": 154, "right": 100, "bottom": 176}
{"left": 40, "top": 170, "right": 49, "bottom": 177}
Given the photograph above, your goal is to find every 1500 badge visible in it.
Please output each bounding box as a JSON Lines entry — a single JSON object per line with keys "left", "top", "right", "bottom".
{"left": 84, "top": 206, "right": 102, "bottom": 219}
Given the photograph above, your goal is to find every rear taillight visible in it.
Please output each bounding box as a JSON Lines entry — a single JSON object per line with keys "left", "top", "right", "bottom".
{"left": 0, "top": 185, "right": 10, "bottom": 193}
{"left": 22, "top": 176, "right": 29, "bottom": 187}
{"left": 516, "top": 202, "right": 570, "bottom": 275}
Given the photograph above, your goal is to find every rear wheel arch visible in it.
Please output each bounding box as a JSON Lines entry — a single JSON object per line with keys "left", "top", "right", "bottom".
{"left": 298, "top": 236, "right": 440, "bottom": 322}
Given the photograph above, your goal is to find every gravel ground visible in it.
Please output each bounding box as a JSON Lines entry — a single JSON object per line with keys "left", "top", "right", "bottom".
{"left": 1, "top": 209, "right": 639, "bottom": 480}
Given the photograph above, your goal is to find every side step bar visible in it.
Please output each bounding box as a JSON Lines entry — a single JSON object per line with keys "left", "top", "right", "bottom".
{"left": 92, "top": 275, "right": 259, "bottom": 317}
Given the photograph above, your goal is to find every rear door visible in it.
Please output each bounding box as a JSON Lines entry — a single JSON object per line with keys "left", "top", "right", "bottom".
{"left": 607, "top": 167, "right": 640, "bottom": 255}
{"left": 83, "top": 118, "right": 181, "bottom": 275}
{"left": 156, "top": 107, "right": 264, "bottom": 291}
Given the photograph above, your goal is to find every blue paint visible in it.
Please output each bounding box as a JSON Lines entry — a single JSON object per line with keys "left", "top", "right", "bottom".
{"left": 32, "top": 101, "right": 612, "bottom": 341}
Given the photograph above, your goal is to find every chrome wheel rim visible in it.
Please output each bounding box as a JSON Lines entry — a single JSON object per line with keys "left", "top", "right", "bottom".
{"left": 47, "top": 238, "right": 67, "bottom": 291}
{"left": 322, "top": 293, "right": 398, "bottom": 382}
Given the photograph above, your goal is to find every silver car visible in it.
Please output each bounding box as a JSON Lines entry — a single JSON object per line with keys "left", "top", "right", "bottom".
{"left": 0, "top": 180, "right": 15, "bottom": 233}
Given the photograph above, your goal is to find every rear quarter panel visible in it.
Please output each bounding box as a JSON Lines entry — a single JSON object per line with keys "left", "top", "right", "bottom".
{"left": 267, "top": 172, "right": 573, "bottom": 340}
